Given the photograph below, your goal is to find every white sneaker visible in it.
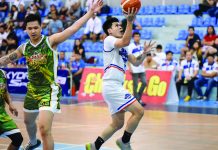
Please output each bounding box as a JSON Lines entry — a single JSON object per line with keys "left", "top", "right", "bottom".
{"left": 203, "top": 96, "right": 207, "bottom": 100}
{"left": 116, "top": 138, "right": 133, "bottom": 150}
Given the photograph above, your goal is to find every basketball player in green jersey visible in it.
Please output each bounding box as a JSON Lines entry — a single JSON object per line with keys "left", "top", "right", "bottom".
{"left": 0, "top": 0, "right": 103, "bottom": 149}
{"left": 0, "top": 69, "right": 23, "bottom": 150}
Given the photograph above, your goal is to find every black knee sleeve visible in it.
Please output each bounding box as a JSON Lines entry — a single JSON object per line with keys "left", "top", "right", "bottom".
{"left": 7, "top": 132, "right": 23, "bottom": 147}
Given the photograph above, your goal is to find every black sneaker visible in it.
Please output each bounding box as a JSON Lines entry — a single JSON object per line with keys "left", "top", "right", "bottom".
{"left": 24, "top": 139, "right": 41, "bottom": 150}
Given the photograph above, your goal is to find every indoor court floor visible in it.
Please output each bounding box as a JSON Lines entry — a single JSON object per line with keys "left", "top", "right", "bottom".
{"left": 1, "top": 94, "right": 218, "bottom": 150}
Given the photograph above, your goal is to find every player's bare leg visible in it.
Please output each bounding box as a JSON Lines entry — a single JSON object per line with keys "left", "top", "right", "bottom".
{"left": 38, "top": 110, "right": 54, "bottom": 150}
{"left": 24, "top": 111, "right": 40, "bottom": 149}
{"left": 116, "top": 101, "right": 144, "bottom": 150}
{"left": 86, "top": 111, "right": 125, "bottom": 150}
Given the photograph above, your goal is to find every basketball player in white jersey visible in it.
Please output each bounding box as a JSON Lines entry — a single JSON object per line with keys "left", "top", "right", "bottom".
{"left": 86, "top": 8, "right": 155, "bottom": 150}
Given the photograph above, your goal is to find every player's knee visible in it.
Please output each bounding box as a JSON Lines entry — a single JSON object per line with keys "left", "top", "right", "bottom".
{"left": 112, "top": 121, "right": 124, "bottom": 131}
{"left": 39, "top": 124, "right": 51, "bottom": 137}
{"left": 24, "top": 118, "right": 33, "bottom": 126}
{"left": 134, "top": 106, "right": 144, "bottom": 119}
{"left": 116, "top": 122, "right": 124, "bottom": 130}
{"left": 10, "top": 132, "right": 23, "bottom": 147}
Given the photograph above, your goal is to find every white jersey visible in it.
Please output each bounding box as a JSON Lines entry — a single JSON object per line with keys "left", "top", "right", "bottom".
{"left": 103, "top": 36, "right": 129, "bottom": 83}
{"left": 158, "top": 59, "right": 179, "bottom": 71}
{"left": 180, "top": 59, "right": 199, "bottom": 77}
{"left": 202, "top": 62, "right": 218, "bottom": 81}
{"left": 127, "top": 42, "right": 145, "bottom": 73}
{"left": 153, "top": 52, "right": 166, "bottom": 64}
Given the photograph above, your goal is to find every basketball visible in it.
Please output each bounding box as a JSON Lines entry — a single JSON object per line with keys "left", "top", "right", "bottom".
{"left": 121, "top": 0, "right": 141, "bottom": 14}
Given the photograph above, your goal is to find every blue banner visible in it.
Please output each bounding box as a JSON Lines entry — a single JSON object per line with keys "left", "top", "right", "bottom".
{"left": 2, "top": 68, "right": 69, "bottom": 96}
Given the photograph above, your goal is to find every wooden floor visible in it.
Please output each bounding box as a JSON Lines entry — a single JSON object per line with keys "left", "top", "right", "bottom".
{"left": 1, "top": 101, "right": 218, "bottom": 150}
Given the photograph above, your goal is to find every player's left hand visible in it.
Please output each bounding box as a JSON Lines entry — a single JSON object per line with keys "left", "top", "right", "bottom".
{"left": 90, "top": 0, "right": 104, "bottom": 13}
{"left": 9, "top": 104, "right": 18, "bottom": 117}
{"left": 143, "top": 40, "right": 156, "bottom": 54}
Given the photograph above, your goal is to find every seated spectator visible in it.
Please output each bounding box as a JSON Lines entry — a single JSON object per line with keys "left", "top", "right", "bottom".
{"left": 70, "top": 51, "right": 85, "bottom": 91}
{"left": 158, "top": 50, "right": 179, "bottom": 78}
{"left": 17, "top": 4, "right": 26, "bottom": 28}
{"left": 0, "top": 39, "right": 7, "bottom": 57}
{"left": 83, "top": 13, "right": 102, "bottom": 42}
{"left": 29, "top": 3, "right": 40, "bottom": 16}
{"left": 47, "top": 4, "right": 59, "bottom": 19}
{"left": 181, "top": 26, "right": 201, "bottom": 57}
{"left": 194, "top": 54, "right": 218, "bottom": 100}
{"left": 176, "top": 51, "right": 199, "bottom": 102}
{"left": 59, "top": 6, "right": 68, "bottom": 24}
{"left": 73, "top": 38, "right": 86, "bottom": 61}
{"left": 6, "top": 24, "right": 18, "bottom": 50}
{"left": 17, "top": 56, "right": 26, "bottom": 68}
{"left": 202, "top": 25, "right": 217, "bottom": 54}
{"left": 58, "top": 51, "right": 69, "bottom": 70}
{"left": 153, "top": 44, "right": 166, "bottom": 64}
{"left": 10, "top": 5, "right": 18, "bottom": 22}
{"left": 0, "top": 0, "right": 9, "bottom": 22}
{"left": 41, "top": 19, "right": 49, "bottom": 36}
{"left": 48, "top": 13, "right": 63, "bottom": 35}
{"left": 194, "top": 0, "right": 216, "bottom": 17}
{"left": 190, "top": 41, "right": 203, "bottom": 67}
{"left": 0, "top": 24, "right": 7, "bottom": 45}
{"left": 144, "top": 53, "right": 158, "bottom": 69}
{"left": 33, "top": 0, "right": 45, "bottom": 11}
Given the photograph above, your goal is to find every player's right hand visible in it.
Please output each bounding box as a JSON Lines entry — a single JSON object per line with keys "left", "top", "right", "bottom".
{"left": 126, "top": 7, "right": 138, "bottom": 22}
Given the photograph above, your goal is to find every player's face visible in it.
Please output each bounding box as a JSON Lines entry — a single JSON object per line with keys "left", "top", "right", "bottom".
{"left": 133, "top": 34, "right": 140, "bottom": 43}
{"left": 207, "top": 56, "right": 214, "bottom": 64}
{"left": 26, "top": 21, "right": 42, "bottom": 41}
{"left": 109, "top": 22, "right": 123, "bottom": 38}
{"left": 186, "top": 52, "right": 192, "bottom": 61}
{"left": 189, "top": 28, "right": 194, "bottom": 35}
{"left": 207, "top": 27, "right": 214, "bottom": 34}
{"left": 59, "top": 52, "right": 65, "bottom": 59}
{"left": 166, "top": 53, "right": 173, "bottom": 60}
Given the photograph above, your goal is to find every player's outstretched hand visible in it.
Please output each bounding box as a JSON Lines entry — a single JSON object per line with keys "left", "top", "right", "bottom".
{"left": 9, "top": 104, "right": 18, "bottom": 117}
{"left": 125, "top": 7, "right": 138, "bottom": 22}
{"left": 90, "top": 0, "right": 104, "bottom": 13}
{"left": 143, "top": 40, "right": 156, "bottom": 54}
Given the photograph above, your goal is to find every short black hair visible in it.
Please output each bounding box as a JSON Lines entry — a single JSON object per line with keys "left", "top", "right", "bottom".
{"left": 146, "top": 53, "right": 152, "bottom": 56}
{"left": 74, "top": 50, "right": 81, "bottom": 55}
{"left": 103, "top": 17, "right": 119, "bottom": 36}
{"left": 24, "top": 13, "right": 41, "bottom": 28}
{"left": 166, "top": 50, "right": 174, "bottom": 55}
{"left": 132, "top": 32, "right": 141, "bottom": 37}
{"left": 156, "top": 44, "right": 162, "bottom": 49}
{"left": 188, "top": 26, "right": 195, "bottom": 31}
{"left": 206, "top": 54, "right": 215, "bottom": 58}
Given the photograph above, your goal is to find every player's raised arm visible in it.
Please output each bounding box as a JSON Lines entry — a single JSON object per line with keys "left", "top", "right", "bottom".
{"left": 114, "top": 8, "right": 138, "bottom": 49}
{"left": 0, "top": 45, "right": 23, "bottom": 67}
{"left": 49, "top": 0, "right": 103, "bottom": 47}
{"left": 128, "top": 40, "right": 156, "bottom": 66}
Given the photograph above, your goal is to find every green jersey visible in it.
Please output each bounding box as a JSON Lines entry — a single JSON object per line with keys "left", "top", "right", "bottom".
{"left": 0, "top": 69, "right": 7, "bottom": 109}
{"left": 23, "top": 35, "right": 58, "bottom": 86}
